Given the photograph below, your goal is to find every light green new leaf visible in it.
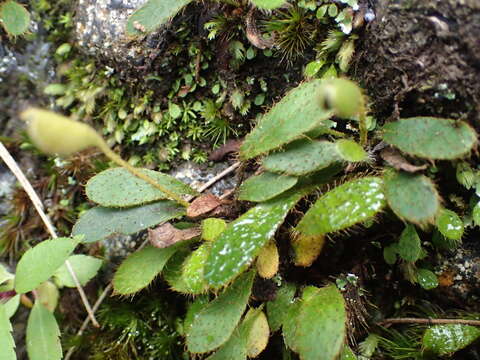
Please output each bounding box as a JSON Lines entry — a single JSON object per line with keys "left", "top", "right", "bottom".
{"left": 113, "top": 244, "right": 183, "bottom": 295}
{"left": 423, "top": 324, "right": 480, "bottom": 356}
{"left": 238, "top": 172, "right": 298, "bottom": 202}
{"left": 205, "top": 188, "right": 310, "bottom": 287}
{"left": 4, "top": 295, "right": 20, "bottom": 319}
{"left": 0, "top": 304, "right": 16, "bottom": 360}
{"left": 126, "top": 0, "right": 193, "bottom": 36}
{"left": 384, "top": 171, "right": 440, "bottom": 225}
{"left": 383, "top": 117, "right": 477, "bottom": 160}
{"left": 186, "top": 271, "right": 255, "bottom": 353}
{"left": 262, "top": 140, "right": 340, "bottom": 176}
{"left": 283, "top": 285, "right": 346, "bottom": 360}
{"left": 26, "top": 302, "right": 62, "bottom": 360}
{"left": 397, "top": 225, "right": 422, "bottom": 263}
{"left": 0, "top": 0, "right": 30, "bottom": 37}
{"left": 240, "top": 80, "right": 333, "bottom": 159}
{"left": 53, "top": 255, "right": 102, "bottom": 288}
{"left": 296, "top": 177, "right": 385, "bottom": 236}
{"left": 202, "top": 218, "right": 227, "bottom": 242}
{"left": 86, "top": 167, "right": 197, "bottom": 208}
{"left": 250, "top": 0, "right": 285, "bottom": 10}
{"left": 72, "top": 200, "right": 185, "bottom": 243}
{"left": 15, "top": 237, "right": 78, "bottom": 294}
{"left": 435, "top": 208, "right": 464, "bottom": 241}
{"left": 335, "top": 139, "right": 367, "bottom": 162}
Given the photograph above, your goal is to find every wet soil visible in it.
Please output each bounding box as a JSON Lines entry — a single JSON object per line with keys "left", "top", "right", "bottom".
{"left": 353, "top": 0, "right": 480, "bottom": 125}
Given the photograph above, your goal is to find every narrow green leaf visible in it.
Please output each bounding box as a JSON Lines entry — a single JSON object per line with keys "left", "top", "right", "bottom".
{"left": 26, "top": 302, "right": 62, "bottom": 360}
{"left": 0, "top": 304, "right": 16, "bottom": 360}
{"left": 205, "top": 188, "right": 310, "bottom": 287}
{"left": 384, "top": 171, "right": 440, "bottom": 225}
{"left": 240, "top": 80, "right": 333, "bottom": 159}
{"left": 283, "top": 285, "right": 346, "bottom": 360}
{"left": 238, "top": 172, "right": 298, "bottom": 202}
{"left": 0, "top": 0, "right": 30, "bottom": 37}
{"left": 53, "top": 255, "right": 102, "bottom": 288}
{"left": 72, "top": 200, "right": 185, "bottom": 243}
{"left": 423, "top": 324, "right": 480, "bottom": 356}
{"left": 435, "top": 208, "right": 464, "bottom": 241}
{"left": 186, "top": 270, "right": 255, "bottom": 353}
{"left": 267, "top": 282, "right": 296, "bottom": 332}
{"left": 86, "top": 167, "right": 197, "bottom": 208}
{"left": 335, "top": 139, "right": 367, "bottom": 162}
{"left": 296, "top": 177, "right": 385, "bottom": 236}
{"left": 113, "top": 244, "right": 183, "bottom": 295}
{"left": 15, "top": 237, "right": 78, "bottom": 294}
{"left": 126, "top": 0, "right": 193, "bottom": 36}
{"left": 383, "top": 117, "right": 477, "bottom": 160}
{"left": 262, "top": 140, "right": 340, "bottom": 176}
{"left": 397, "top": 225, "right": 422, "bottom": 263}
{"left": 250, "top": 0, "right": 285, "bottom": 10}
{"left": 340, "top": 346, "right": 357, "bottom": 360}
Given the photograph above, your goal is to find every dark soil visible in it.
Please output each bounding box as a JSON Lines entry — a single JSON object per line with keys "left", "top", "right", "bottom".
{"left": 353, "top": 0, "right": 480, "bottom": 125}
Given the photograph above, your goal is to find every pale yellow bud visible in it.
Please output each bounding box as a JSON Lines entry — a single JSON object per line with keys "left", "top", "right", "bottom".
{"left": 22, "top": 108, "right": 101, "bottom": 157}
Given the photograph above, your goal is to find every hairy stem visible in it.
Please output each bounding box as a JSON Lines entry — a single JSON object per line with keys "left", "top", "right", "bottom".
{"left": 96, "top": 138, "right": 190, "bottom": 207}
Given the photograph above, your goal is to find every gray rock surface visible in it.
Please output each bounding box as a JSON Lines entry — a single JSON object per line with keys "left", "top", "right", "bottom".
{"left": 74, "top": 0, "right": 168, "bottom": 68}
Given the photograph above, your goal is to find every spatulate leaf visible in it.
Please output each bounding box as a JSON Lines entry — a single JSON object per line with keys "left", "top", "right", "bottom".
{"left": 26, "top": 302, "right": 62, "bottom": 360}
{"left": 238, "top": 172, "right": 297, "bottom": 202}
{"left": 383, "top": 117, "right": 477, "bottom": 160}
{"left": 15, "top": 237, "right": 78, "bottom": 294}
{"left": 72, "top": 200, "right": 185, "bottom": 243}
{"left": 186, "top": 271, "right": 255, "bottom": 353}
{"left": 86, "top": 167, "right": 197, "bottom": 207}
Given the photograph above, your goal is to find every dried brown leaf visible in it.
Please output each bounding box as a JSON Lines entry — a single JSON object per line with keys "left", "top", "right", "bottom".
{"left": 187, "top": 193, "right": 222, "bottom": 218}
{"left": 208, "top": 139, "right": 243, "bottom": 162}
{"left": 381, "top": 147, "right": 428, "bottom": 173}
{"left": 148, "top": 223, "right": 200, "bottom": 248}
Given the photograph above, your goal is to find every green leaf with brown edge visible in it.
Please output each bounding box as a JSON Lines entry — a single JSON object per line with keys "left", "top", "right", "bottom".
{"left": 0, "top": 0, "right": 30, "bottom": 37}
{"left": 240, "top": 80, "right": 334, "bottom": 160}
{"left": 384, "top": 170, "right": 440, "bottom": 226}
{"left": 382, "top": 117, "right": 477, "bottom": 160}
{"left": 72, "top": 200, "right": 185, "bottom": 243}
{"left": 423, "top": 324, "right": 480, "bottom": 356}
{"left": 126, "top": 0, "right": 193, "bottom": 36}
{"left": 15, "top": 237, "right": 78, "bottom": 294}
{"left": 186, "top": 270, "right": 255, "bottom": 354}
{"left": 283, "top": 284, "right": 347, "bottom": 360}
{"left": 238, "top": 172, "right": 298, "bottom": 202}
{"left": 435, "top": 208, "right": 464, "bottom": 241}
{"left": 113, "top": 244, "right": 184, "bottom": 295}
{"left": 262, "top": 140, "right": 340, "bottom": 176}
{"left": 296, "top": 177, "right": 385, "bottom": 236}
{"left": 205, "top": 188, "right": 311, "bottom": 287}
{"left": 0, "top": 304, "right": 16, "bottom": 360}
{"left": 26, "top": 302, "right": 62, "bottom": 360}
{"left": 86, "top": 167, "right": 197, "bottom": 208}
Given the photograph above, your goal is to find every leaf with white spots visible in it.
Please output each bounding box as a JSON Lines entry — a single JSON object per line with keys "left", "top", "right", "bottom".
{"left": 435, "top": 208, "right": 464, "bottom": 241}
{"left": 296, "top": 177, "right": 386, "bottom": 236}
{"left": 423, "top": 324, "right": 480, "bottom": 356}
{"left": 205, "top": 188, "right": 311, "bottom": 287}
